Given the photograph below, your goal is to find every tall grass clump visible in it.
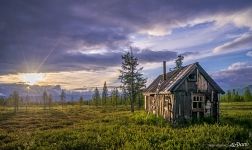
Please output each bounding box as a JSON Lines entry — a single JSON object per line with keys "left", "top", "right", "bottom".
{"left": 132, "top": 112, "right": 166, "bottom": 126}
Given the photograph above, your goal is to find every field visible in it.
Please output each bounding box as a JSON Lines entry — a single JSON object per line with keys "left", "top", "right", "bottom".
{"left": 0, "top": 102, "right": 252, "bottom": 150}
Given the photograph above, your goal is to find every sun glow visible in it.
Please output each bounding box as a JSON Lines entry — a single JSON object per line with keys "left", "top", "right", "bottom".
{"left": 19, "top": 73, "right": 46, "bottom": 85}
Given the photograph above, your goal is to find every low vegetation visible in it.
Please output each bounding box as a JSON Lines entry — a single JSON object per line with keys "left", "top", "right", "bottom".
{"left": 221, "top": 87, "right": 252, "bottom": 102}
{"left": 0, "top": 102, "right": 251, "bottom": 149}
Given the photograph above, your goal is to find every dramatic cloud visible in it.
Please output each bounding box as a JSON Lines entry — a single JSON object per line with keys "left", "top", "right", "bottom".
{"left": 1, "top": 0, "right": 252, "bottom": 75}
{"left": 0, "top": 48, "right": 177, "bottom": 89}
{"left": 212, "top": 62, "right": 252, "bottom": 89}
{"left": 0, "top": 48, "right": 177, "bottom": 74}
{"left": 213, "top": 32, "right": 252, "bottom": 53}
{"left": 214, "top": 8, "right": 252, "bottom": 29}
{"left": 226, "top": 62, "right": 252, "bottom": 70}
{"left": 1, "top": 0, "right": 252, "bottom": 89}
{"left": 0, "top": 68, "right": 120, "bottom": 90}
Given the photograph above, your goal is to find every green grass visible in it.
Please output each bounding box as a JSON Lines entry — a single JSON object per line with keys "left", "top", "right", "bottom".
{"left": 0, "top": 103, "right": 251, "bottom": 150}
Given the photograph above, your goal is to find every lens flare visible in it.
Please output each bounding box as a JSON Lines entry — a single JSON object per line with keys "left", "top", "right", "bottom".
{"left": 19, "top": 73, "right": 46, "bottom": 85}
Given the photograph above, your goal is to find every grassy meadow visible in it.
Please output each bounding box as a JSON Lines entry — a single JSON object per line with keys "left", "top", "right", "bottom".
{"left": 0, "top": 102, "right": 252, "bottom": 149}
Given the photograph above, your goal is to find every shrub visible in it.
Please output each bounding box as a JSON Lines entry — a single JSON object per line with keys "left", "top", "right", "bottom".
{"left": 132, "top": 112, "right": 166, "bottom": 126}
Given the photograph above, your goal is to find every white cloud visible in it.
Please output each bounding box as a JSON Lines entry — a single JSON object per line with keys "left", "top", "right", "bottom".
{"left": 133, "top": 22, "right": 231, "bottom": 53}
{"left": 0, "top": 67, "right": 121, "bottom": 90}
{"left": 135, "top": 7, "right": 252, "bottom": 39}
{"left": 214, "top": 8, "right": 252, "bottom": 29}
{"left": 213, "top": 32, "right": 252, "bottom": 53}
{"left": 133, "top": 7, "right": 252, "bottom": 56}
{"left": 227, "top": 62, "right": 252, "bottom": 70}
{"left": 212, "top": 62, "right": 252, "bottom": 89}
{"left": 247, "top": 51, "right": 252, "bottom": 57}
{"left": 139, "top": 24, "right": 172, "bottom": 36}
{"left": 133, "top": 11, "right": 252, "bottom": 55}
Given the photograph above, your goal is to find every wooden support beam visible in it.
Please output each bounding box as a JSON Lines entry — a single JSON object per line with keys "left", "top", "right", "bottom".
{"left": 144, "top": 96, "right": 147, "bottom": 110}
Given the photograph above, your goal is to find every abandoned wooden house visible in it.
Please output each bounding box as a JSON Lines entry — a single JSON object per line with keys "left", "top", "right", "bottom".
{"left": 143, "top": 56, "right": 225, "bottom": 123}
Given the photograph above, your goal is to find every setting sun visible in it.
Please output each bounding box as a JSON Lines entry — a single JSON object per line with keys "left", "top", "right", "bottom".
{"left": 19, "top": 73, "right": 46, "bottom": 85}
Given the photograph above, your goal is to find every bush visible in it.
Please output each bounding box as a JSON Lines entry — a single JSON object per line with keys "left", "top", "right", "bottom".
{"left": 132, "top": 112, "right": 166, "bottom": 126}
{"left": 0, "top": 104, "right": 251, "bottom": 149}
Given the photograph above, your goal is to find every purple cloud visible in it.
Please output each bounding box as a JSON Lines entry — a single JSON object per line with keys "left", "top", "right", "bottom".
{"left": 212, "top": 62, "right": 252, "bottom": 89}
{"left": 0, "top": 0, "right": 252, "bottom": 75}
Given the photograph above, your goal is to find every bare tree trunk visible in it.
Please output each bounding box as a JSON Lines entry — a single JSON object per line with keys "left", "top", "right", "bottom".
{"left": 138, "top": 94, "right": 141, "bottom": 109}
{"left": 130, "top": 89, "right": 134, "bottom": 113}
{"left": 130, "top": 99, "right": 134, "bottom": 112}
{"left": 130, "top": 51, "right": 135, "bottom": 113}
{"left": 130, "top": 78, "right": 134, "bottom": 112}
{"left": 14, "top": 100, "right": 17, "bottom": 113}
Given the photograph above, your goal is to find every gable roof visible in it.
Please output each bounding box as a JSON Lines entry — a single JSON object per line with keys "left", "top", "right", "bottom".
{"left": 144, "top": 62, "right": 225, "bottom": 94}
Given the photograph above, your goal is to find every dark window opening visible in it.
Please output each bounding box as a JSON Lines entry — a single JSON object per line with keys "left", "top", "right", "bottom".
{"left": 193, "top": 102, "right": 197, "bottom": 108}
{"left": 192, "top": 95, "right": 204, "bottom": 109}
{"left": 188, "top": 74, "right": 197, "bottom": 81}
{"left": 198, "top": 102, "right": 202, "bottom": 108}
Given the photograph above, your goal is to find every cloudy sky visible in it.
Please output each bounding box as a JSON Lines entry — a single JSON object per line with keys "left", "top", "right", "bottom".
{"left": 0, "top": 0, "right": 252, "bottom": 90}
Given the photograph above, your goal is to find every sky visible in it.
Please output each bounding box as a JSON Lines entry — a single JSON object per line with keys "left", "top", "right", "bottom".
{"left": 0, "top": 0, "right": 252, "bottom": 90}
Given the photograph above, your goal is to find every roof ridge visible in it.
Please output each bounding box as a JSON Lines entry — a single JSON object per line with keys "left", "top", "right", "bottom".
{"left": 144, "top": 62, "right": 224, "bottom": 94}
{"left": 165, "top": 63, "right": 195, "bottom": 91}
{"left": 157, "top": 63, "right": 195, "bottom": 77}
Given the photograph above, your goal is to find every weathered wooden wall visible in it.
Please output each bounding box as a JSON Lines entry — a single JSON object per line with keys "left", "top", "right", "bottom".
{"left": 173, "top": 68, "right": 219, "bottom": 121}
{"left": 145, "top": 68, "right": 220, "bottom": 122}
{"left": 145, "top": 94, "right": 174, "bottom": 121}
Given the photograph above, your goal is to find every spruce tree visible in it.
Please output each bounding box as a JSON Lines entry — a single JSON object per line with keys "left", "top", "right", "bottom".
{"left": 60, "top": 89, "right": 66, "bottom": 109}
{"left": 79, "top": 96, "right": 84, "bottom": 106}
{"left": 244, "top": 87, "right": 252, "bottom": 101}
{"left": 231, "top": 89, "right": 236, "bottom": 101}
{"left": 119, "top": 48, "right": 147, "bottom": 112}
{"left": 12, "top": 91, "right": 19, "bottom": 112}
{"left": 122, "top": 88, "right": 128, "bottom": 105}
{"left": 43, "top": 90, "right": 48, "bottom": 110}
{"left": 48, "top": 94, "right": 53, "bottom": 109}
{"left": 102, "top": 81, "right": 108, "bottom": 105}
{"left": 226, "top": 90, "right": 232, "bottom": 102}
{"left": 235, "top": 91, "right": 240, "bottom": 102}
{"left": 92, "top": 87, "right": 100, "bottom": 106}
{"left": 111, "top": 88, "right": 119, "bottom": 107}
{"left": 137, "top": 93, "right": 144, "bottom": 109}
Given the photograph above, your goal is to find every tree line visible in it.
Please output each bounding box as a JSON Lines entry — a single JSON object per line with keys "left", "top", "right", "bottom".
{"left": 0, "top": 48, "right": 147, "bottom": 113}
{"left": 221, "top": 87, "right": 252, "bottom": 102}
{"left": 78, "top": 48, "right": 147, "bottom": 112}
{"left": 89, "top": 82, "right": 144, "bottom": 109}
{"left": 0, "top": 89, "right": 65, "bottom": 112}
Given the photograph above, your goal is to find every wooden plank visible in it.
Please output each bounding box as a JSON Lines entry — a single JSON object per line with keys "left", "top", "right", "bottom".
{"left": 197, "top": 68, "right": 199, "bottom": 93}
{"left": 171, "top": 94, "right": 175, "bottom": 122}
{"left": 185, "top": 80, "right": 188, "bottom": 93}
{"left": 144, "top": 96, "right": 147, "bottom": 110}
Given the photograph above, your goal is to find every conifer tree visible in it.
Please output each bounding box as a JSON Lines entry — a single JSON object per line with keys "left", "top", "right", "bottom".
{"left": 102, "top": 81, "right": 108, "bottom": 105}
{"left": 60, "top": 89, "right": 66, "bottom": 109}
{"left": 92, "top": 87, "right": 100, "bottom": 106}
{"left": 79, "top": 96, "right": 84, "bottom": 106}
{"left": 244, "top": 87, "right": 252, "bottom": 101}
{"left": 121, "top": 87, "right": 128, "bottom": 105}
{"left": 48, "top": 94, "right": 53, "bottom": 109}
{"left": 226, "top": 90, "right": 232, "bottom": 102}
{"left": 12, "top": 91, "right": 19, "bottom": 112}
{"left": 43, "top": 90, "right": 48, "bottom": 110}
{"left": 111, "top": 88, "right": 119, "bottom": 107}
{"left": 119, "top": 48, "right": 147, "bottom": 112}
